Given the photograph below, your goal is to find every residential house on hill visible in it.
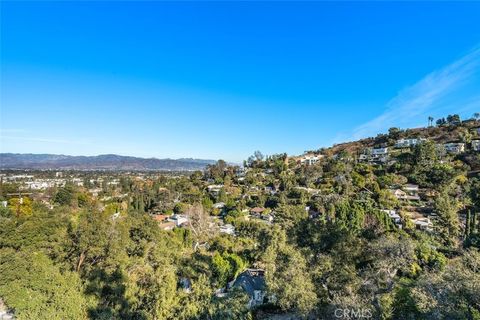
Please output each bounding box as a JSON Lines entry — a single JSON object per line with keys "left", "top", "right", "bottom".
{"left": 472, "top": 140, "right": 480, "bottom": 152}
{"left": 395, "top": 138, "right": 426, "bottom": 148}
{"left": 219, "top": 223, "right": 236, "bottom": 235}
{"left": 408, "top": 211, "right": 434, "bottom": 232}
{"left": 213, "top": 202, "right": 226, "bottom": 209}
{"left": 299, "top": 154, "right": 322, "bottom": 166}
{"left": 169, "top": 214, "right": 188, "bottom": 227}
{"left": 230, "top": 269, "right": 267, "bottom": 308}
{"left": 403, "top": 184, "right": 420, "bottom": 200}
{"left": 159, "top": 221, "right": 176, "bottom": 231}
{"left": 372, "top": 147, "right": 389, "bottom": 156}
{"left": 413, "top": 217, "right": 433, "bottom": 232}
{"left": 153, "top": 214, "right": 169, "bottom": 223}
{"left": 382, "top": 209, "right": 402, "bottom": 226}
{"left": 444, "top": 142, "right": 465, "bottom": 154}
{"left": 250, "top": 207, "right": 266, "bottom": 216}
{"left": 390, "top": 188, "right": 420, "bottom": 201}
{"left": 360, "top": 147, "right": 389, "bottom": 163}
{"left": 207, "top": 185, "right": 223, "bottom": 196}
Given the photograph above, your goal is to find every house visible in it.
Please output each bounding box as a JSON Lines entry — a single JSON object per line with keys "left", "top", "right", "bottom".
{"left": 360, "top": 147, "right": 389, "bottom": 163}
{"left": 207, "top": 185, "right": 223, "bottom": 196}
{"left": 403, "top": 184, "right": 420, "bottom": 200}
{"left": 261, "top": 214, "right": 274, "bottom": 223}
{"left": 236, "top": 167, "right": 246, "bottom": 177}
{"left": 472, "top": 140, "right": 480, "bottom": 151}
{"left": 404, "top": 184, "right": 419, "bottom": 193}
{"left": 359, "top": 154, "right": 369, "bottom": 161}
{"left": 153, "top": 214, "right": 169, "bottom": 223}
{"left": 382, "top": 209, "right": 402, "bottom": 226}
{"left": 444, "top": 142, "right": 465, "bottom": 154}
{"left": 391, "top": 189, "right": 407, "bottom": 200}
{"left": 371, "top": 147, "right": 389, "bottom": 156}
{"left": 299, "top": 154, "right": 322, "bottom": 166}
{"left": 219, "top": 224, "right": 236, "bottom": 235}
{"left": 264, "top": 186, "right": 277, "bottom": 195}
{"left": 395, "top": 138, "right": 426, "bottom": 148}
{"left": 390, "top": 188, "right": 420, "bottom": 201}
{"left": 213, "top": 202, "right": 226, "bottom": 209}
{"left": 159, "top": 221, "right": 176, "bottom": 231}
{"left": 413, "top": 217, "right": 433, "bottom": 232}
{"left": 250, "top": 207, "right": 266, "bottom": 216}
{"left": 1, "top": 201, "right": 7, "bottom": 208}
{"left": 169, "top": 214, "right": 188, "bottom": 227}
{"left": 230, "top": 269, "right": 267, "bottom": 308}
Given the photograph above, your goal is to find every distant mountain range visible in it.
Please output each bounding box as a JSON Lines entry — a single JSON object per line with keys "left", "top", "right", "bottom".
{"left": 0, "top": 153, "right": 217, "bottom": 171}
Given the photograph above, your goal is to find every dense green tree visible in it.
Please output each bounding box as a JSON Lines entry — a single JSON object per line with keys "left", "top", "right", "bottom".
{"left": 0, "top": 248, "right": 89, "bottom": 320}
{"left": 434, "top": 191, "right": 460, "bottom": 247}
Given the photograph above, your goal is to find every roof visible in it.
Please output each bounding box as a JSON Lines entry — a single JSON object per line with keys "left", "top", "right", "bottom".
{"left": 404, "top": 184, "right": 419, "bottom": 189}
{"left": 153, "top": 214, "right": 169, "bottom": 222}
{"left": 159, "top": 221, "right": 176, "bottom": 230}
{"left": 231, "top": 269, "right": 266, "bottom": 297}
{"left": 250, "top": 207, "right": 266, "bottom": 213}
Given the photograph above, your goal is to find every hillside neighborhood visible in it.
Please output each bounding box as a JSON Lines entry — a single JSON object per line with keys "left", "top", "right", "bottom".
{"left": 1, "top": 114, "right": 480, "bottom": 319}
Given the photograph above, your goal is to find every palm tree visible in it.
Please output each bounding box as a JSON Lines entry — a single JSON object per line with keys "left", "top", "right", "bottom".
{"left": 473, "top": 112, "right": 480, "bottom": 121}
{"left": 428, "top": 116, "right": 434, "bottom": 127}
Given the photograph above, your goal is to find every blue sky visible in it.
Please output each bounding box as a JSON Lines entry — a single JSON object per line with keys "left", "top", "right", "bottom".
{"left": 1, "top": 1, "right": 479, "bottom": 162}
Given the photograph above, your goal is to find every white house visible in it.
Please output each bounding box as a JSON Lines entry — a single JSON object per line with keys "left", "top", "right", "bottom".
{"left": 169, "top": 214, "right": 188, "bottom": 226}
{"left": 404, "top": 184, "right": 419, "bottom": 193}
{"left": 403, "top": 184, "right": 420, "bottom": 200}
{"left": 219, "top": 224, "right": 236, "bottom": 235}
{"left": 444, "top": 142, "right": 465, "bottom": 154}
{"left": 371, "top": 147, "right": 388, "bottom": 156}
{"left": 472, "top": 140, "right": 480, "bottom": 151}
{"left": 413, "top": 217, "right": 433, "bottom": 232}
{"left": 207, "top": 185, "right": 223, "bottom": 196}
{"left": 300, "top": 155, "right": 322, "bottom": 166}
{"left": 360, "top": 147, "right": 389, "bottom": 163}
{"left": 382, "top": 209, "right": 402, "bottom": 226}
{"left": 395, "top": 138, "right": 426, "bottom": 148}
{"left": 390, "top": 188, "right": 419, "bottom": 201}
{"left": 213, "top": 202, "right": 226, "bottom": 209}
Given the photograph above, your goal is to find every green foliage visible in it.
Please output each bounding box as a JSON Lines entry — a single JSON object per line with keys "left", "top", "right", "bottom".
{"left": 0, "top": 248, "right": 89, "bottom": 320}
{"left": 1, "top": 124, "right": 480, "bottom": 319}
{"left": 211, "top": 252, "right": 246, "bottom": 286}
{"left": 7, "top": 197, "right": 32, "bottom": 216}
{"left": 434, "top": 191, "right": 460, "bottom": 247}
{"left": 264, "top": 228, "right": 317, "bottom": 316}
{"left": 54, "top": 185, "right": 76, "bottom": 206}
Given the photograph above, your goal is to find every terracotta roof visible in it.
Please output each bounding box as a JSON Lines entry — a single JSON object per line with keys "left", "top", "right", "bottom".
{"left": 153, "top": 214, "right": 169, "bottom": 222}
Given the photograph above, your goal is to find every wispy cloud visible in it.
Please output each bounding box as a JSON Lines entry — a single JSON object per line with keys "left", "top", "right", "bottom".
{"left": 345, "top": 46, "right": 480, "bottom": 141}
{"left": 0, "top": 135, "right": 90, "bottom": 145}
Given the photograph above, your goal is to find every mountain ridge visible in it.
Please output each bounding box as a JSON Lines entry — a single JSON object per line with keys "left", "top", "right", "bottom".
{"left": 0, "top": 153, "right": 217, "bottom": 171}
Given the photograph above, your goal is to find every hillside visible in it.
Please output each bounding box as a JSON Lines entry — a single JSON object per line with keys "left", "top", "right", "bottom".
{"left": 0, "top": 153, "right": 216, "bottom": 171}
{"left": 314, "top": 119, "right": 480, "bottom": 156}
{"left": 1, "top": 115, "right": 480, "bottom": 320}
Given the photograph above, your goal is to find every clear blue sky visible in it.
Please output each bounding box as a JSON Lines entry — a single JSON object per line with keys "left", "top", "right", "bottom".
{"left": 1, "top": 1, "right": 479, "bottom": 162}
